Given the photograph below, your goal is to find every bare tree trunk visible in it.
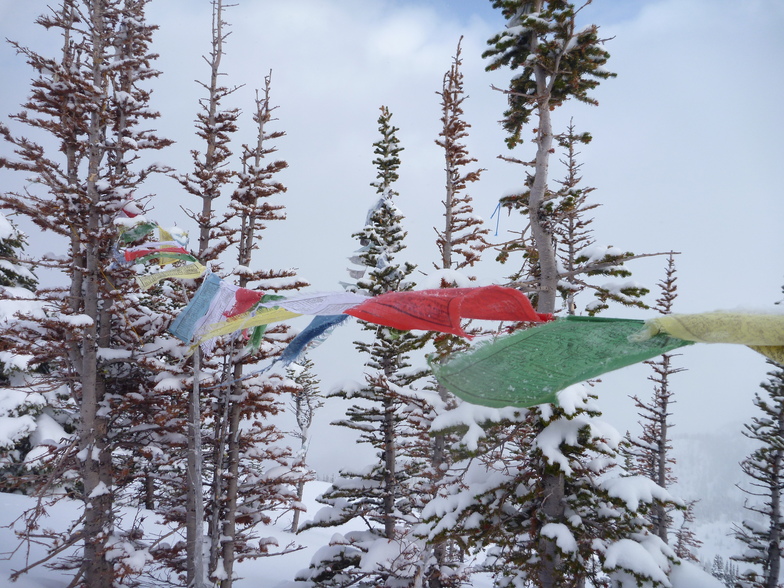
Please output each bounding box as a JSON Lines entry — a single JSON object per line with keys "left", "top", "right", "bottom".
{"left": 654, "top": 354, "right": 672, "bottom": 542}
{"left": 219, "top": 399, "right": 242, "bottom": 588}
{"left": 187, "top": 351, "right": 206, "bottom": 588}
{"left": 441, "top": 161, "right": 454, "bottom": 269}
{"left": 198, "top": 0, "right": 227, "bottom": 258}
{"left": 208, "top": 365, "right": 232, "bottom": 576}
{"left": 538, "top": 467, "right": 565, "bottom": 588}
{"left": 145, "top": 470, "right": 155, "bottom": 510}
{"left": 529, "top": 37, "right": 565, "bottom": 588}
{"left": 766, "top": 412, "right": 784, "bottom": 588}
{"left": 383, "top": 392, "right": 397, "bottom": 540}
{"left": 79, "top": 292, "right": 114, "bottom": 585}
{"left": 529, "top": 69, "right": 557, "bottom": 315}
{"left": 290, "top": 479, "right": 305, "bottom": 534}
{"left": 78, "top": 2, "right": 116, "bottom": 584}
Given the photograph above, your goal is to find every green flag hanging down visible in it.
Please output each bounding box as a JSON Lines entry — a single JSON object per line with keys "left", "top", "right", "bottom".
{"left": 429, "top": 316, "right": 692, "bottom": 408}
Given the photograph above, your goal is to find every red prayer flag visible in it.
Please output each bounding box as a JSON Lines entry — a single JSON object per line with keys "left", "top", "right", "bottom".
{"left": 224, "top": 288, "right": 263, "bottom": 319}
{"left": 344, "top": 286, "right": 551, "bottom": 338}
{"left": 124, "top": 245, "right": 190, "bottom": 262}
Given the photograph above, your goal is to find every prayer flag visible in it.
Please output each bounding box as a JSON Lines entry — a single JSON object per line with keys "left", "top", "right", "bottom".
{"left": 135, "top": 262, "right": 206, "bottom": 290}
{"left": 193, "top": 306, "right": 302, "bottom": 354}
{"left": 277, "top": 314, "right": 350, "bottom": 366}
{"left": 430, "top": 316, "right": 692, "bottom": 408}
{"left": 258, "top": 291, "right": 369, "bottom": 315}
{"left": 638, "top": 312, "right": 784, "bottom": 365}
{"left": 119, "top": 222, "right": 157, "bottom": 244}
{"left": 345, "top": 286, "right": 551, "bottom": 338}
{"left": 226, "top": 287, "right": 263, "bottom": 318}
{"left": 124, "top": 243, "right": 193, "bottom": 263}
{"left": 169, "top": 273, "right": 223, "bottom": 343}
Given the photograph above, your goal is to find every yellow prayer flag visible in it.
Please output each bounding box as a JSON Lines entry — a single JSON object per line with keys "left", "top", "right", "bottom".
{"left": 158, "top": 227, "right": 174, "bottom": 242}
{"left": 135, "top": 262, "right": 206, "bottom": 290}
{"left": 648, "top": 312, "right": 784, "bottom": 366}
{"left": 189, "top": 307, "right": 302, "bottom": 353}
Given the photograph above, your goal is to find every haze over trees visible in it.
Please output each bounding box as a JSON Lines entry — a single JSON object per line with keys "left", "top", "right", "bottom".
{"left": 0, "top": 1, "right": 779, "bottom": 587}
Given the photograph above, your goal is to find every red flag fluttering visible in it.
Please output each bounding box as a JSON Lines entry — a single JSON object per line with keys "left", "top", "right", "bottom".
{"left": 344, "top": 285, "right": 552, "bottom": 338}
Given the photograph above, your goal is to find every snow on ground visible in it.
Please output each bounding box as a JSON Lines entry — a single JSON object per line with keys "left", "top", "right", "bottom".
{"left": 0, "top": 481, "right": 739, "bottom": 587}
{"left": 0, "top": 482, "right": 343, "bottom": 588}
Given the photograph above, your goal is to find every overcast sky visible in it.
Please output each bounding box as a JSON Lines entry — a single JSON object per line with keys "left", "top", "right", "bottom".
{"left": 1, "top": 0, "right": 783, "bottom": 472}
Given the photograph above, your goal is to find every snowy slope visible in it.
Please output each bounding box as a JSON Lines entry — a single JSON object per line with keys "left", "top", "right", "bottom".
{"left": 0, "top": 481, "right": 725, "bottom": 588}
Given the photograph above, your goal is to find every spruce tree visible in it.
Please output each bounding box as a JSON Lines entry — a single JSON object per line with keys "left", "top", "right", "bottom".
{"left": 420, "top": 5, "right": 677, "bottom": 586}
{"left": 202, "top": 71, "right": 307, "bottom": 588}
{"left": 296, "top": 106, "right": 429, "bottom": 587}
{"left": 624, "top": 255, "right": 695, "bottom": 551}
{"left": 672, "top": 499, "right": 701, "bottom": 563}
{"left": 0, "top": 213, "right": 49, "bottom": 493}
{"left": 286, "top": 356, "right": 323, "bottom": 534}
{"left": 0, "top": 212, "right": 38, "bottom": 385}
{"left": 425, "top": 385, "right": 680, "bottom": 588}
{"left": 550, "top": 122, "right": 648, "bottom": 315}
{"left": 419, "top": 39, "right": 490, "bottom": 588}
{"left": 175, "top": 0, "right": 241, "bottom": 268}
{"left": 732, "top": 364, "right": 784, "bottom": 588}
{"left": 434, "top": 38, "right": 488, "bottom": 284}
{"left": 485, "top": 0, "right": 615, "bottom": 313}
{"left": 168, "top": 2, "right": 242, "bottom": 582}
{"left": 0, "top": 215, "right": 36, "bottom": 293}
{"left": 0, "top": 1, "right": 172, "bottom": 584}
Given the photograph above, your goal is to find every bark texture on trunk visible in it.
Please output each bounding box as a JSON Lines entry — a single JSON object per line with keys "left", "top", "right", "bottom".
{"left": 187, "top": 352, "right": 206, "bottom": 588}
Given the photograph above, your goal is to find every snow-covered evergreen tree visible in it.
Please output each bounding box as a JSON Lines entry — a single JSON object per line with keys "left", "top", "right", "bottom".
{"left": 425, "top": 386, "right": 679, "bottom": 588}
{"left": 201, "top": 70, "right": 308, "bottom": 588}
{"left": 624, "top": 255, "right": 698, "bottom": 555}
{"left": 419, "top": 4, "right": 679, "bottom": 587}
{"left": 175, "top": 0, "right": 241, "bottom": 269}
{"left": 168, "top": 3, "right": 242, "bottom": 578}
{"left": 550, "top": 122, "right": 648, "bottom": 315}
{"left": 0, "top": 1, "right": 172, "bottom": 584}
{"left": 0, "top": 213, "right": 38, "bottom": 386}
{"left": 296, "top": 106, "right": 431, "bottom": 587}
{"left": 417, "top": 39, "right": 491, "bottom": 588}
{"left": 0, "top": 213, "right": 53, "bottom": 494}
{"left": 485, "top": 0, "right": 615, "bottom": 314}
{"left": 0, "top": 215, "right": 36, "bottom": 293}
{"left": 732, "top": 364, "right": 784, "bottom": 588}
{"left": 433, "top": 38, "right": 488, "bottom": 285}
{"left": 287, "top": 356, "right": 323, "bottom": 534}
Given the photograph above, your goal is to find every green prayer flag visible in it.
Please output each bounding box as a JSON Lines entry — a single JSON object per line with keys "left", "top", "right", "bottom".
{"left": 119, "top": 222, "right": 157, "bottom": 243}
{"left": 247, "top": 295, "right": 285, "bottom": 352}
{"left": 429, "top": 316, "right": 692, "bottom": 408}
{"left": 135, "top": 251, "right": 197, "bottom": 265}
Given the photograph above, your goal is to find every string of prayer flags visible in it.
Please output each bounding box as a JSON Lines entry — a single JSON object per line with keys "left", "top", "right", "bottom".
{"left": 167, "top": 273, "right": 303, "bottom": 355}
{"left": 633, "top": 312, "right": 784, "bottom": 365}
{"left": 345, "top": 285, "right": 552, "bottom": 338}
{"left": 116, "top": 222, "right": 206, "bottom": 290}
{"left": 246, "top": 295, "right": 285, "bottom": 353}
{"left": 176, "top": 276, "right": 292, "bottom": 355}
{"left": 157, "top": 225, "right": 189, "bottom": 248}
{"left": 429, "top": 316, "right": 692, "bottom": 408}
{"left": 226, "top": 287, "right": 263, "bottom": 318}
